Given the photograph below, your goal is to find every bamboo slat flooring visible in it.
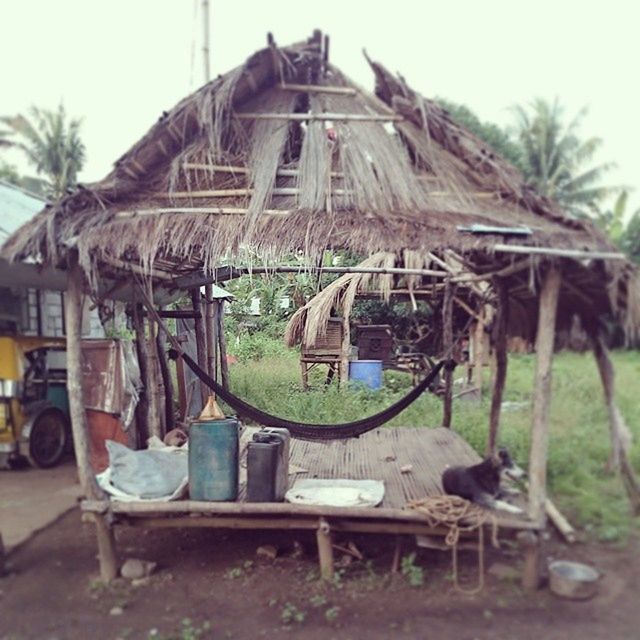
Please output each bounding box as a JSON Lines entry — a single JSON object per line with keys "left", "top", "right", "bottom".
{"left": 285, "top": 427, "right": 480, "bottom": 510}
{"left": 86, "top": 427, "right": 534, "bottom": 531}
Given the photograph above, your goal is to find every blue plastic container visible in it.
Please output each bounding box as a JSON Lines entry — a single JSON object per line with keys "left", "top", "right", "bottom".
{"left": 349, "top": 359, "right": 383, "bottom": 390}
{"left": 189, "top": 418, "right": 239, "bottom": 501}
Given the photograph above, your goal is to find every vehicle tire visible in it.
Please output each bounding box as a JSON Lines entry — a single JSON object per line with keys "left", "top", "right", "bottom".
{"left": 27, "top": 409, "right": 69, "bottom": 468}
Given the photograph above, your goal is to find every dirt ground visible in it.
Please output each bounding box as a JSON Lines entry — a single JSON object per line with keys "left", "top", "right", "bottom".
{"left": 1, "top": 510, "right": 639, "bottom": 640}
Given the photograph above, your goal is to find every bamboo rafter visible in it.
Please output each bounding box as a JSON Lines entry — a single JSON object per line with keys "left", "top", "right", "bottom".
{"left": 234, "top": 112, "right": 404, "bottom": 122}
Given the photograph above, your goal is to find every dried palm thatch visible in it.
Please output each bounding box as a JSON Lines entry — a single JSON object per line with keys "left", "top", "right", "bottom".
{"left": 1, "top": 30, "right": 638, "bottom": 336}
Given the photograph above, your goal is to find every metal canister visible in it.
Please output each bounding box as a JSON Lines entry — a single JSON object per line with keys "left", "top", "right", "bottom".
{"left": 188, "top": 417, "right": 239, "bottom": 501}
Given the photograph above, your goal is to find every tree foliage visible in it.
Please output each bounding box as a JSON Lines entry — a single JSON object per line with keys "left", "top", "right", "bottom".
{"left": 513, "top": 98, "right": 617, "bottom": 218}
{"left": 0, "top": 104, "right": 85, "bottom": 199}
{"left": 620, "top": 210, "right": 640, "bottom": 264}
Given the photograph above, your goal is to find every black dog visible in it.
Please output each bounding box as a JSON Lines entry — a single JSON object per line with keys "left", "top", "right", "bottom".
{"left": 441, "top": 448, "right": 525, "bottom": 514}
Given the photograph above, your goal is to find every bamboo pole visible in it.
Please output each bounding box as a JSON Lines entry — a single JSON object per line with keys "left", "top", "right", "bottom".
{"left": 217, "top": 300, "right": 230, "bottom": 391}
{"left": 204, "top": 285, "right": 217, "bottom": 380}
{"left": 442, "top": 282, "right": 455, "bottom": 428}
{"left": 201, "top": 0, "right": 210, "bottom": 82}
{"left": 182, "top": 163, "right": 345, "bottom": 178}
{"left": 191, "top": 289, "right": 209, "bottom": 406}
{"left": 145, "top": 291, "right": 163, "bottom": 439}
{"left": 235, "top": 112, "right": 404, "bottom": 122}
{"left": 157, "top": 187, "right": 347, "bottom": 198}
{"left": 116, "top": 207, "right": 291, "bottom": 219}
{"left": 472, "top": 307, "right": 485, "bottom": 395}
{"left": 155, "top": 316, "right": 175, "bottom": 432}
{"left": 492, "top": 244, "right": 626, "bottom": 261}
{"left": 173, "top": 265, "right": 451, "bottom": 290}
{"left": 527, "top": 267, "right": 561, "bottom": 523}
{"left": 487, "top": 279, "right": 509, "bottom": 455}
{"left": 340, "top": 315, "right": 351, "bottom": 386}
{"left": 132, "top": 304, "right": 150, "bottom": 447}
{"left": 278, "top": 82, "right": 358, "bottom": 95}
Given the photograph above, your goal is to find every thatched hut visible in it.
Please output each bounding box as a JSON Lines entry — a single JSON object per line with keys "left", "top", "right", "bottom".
{"left": 3, "top": 30, "right": 639, "bottom": 585}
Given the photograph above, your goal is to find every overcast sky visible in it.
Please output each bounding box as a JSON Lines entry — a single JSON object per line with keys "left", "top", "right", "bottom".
{"left": 2, "top": 0, "right": 639, "bottom": 217}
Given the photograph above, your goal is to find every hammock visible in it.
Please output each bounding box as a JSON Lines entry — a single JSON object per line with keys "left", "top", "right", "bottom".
{"left": 171, "top": 349, "right": 447, "bottom": 441}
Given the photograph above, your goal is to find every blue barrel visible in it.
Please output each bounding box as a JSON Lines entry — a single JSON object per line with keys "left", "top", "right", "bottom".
{"left": 349, "top": 360, "right": 383, "bottom": 390}
{"left": 189, "top": 418, "right": 239, "bottom": 501}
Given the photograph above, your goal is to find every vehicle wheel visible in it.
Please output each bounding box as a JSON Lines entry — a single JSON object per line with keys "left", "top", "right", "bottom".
{"left": 27, "top": 410, "right": 69, "bottom": 468}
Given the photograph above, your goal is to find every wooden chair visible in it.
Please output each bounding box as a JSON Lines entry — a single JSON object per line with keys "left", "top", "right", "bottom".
{"left": 300, "top": 318, "right": 343, "bottom": 390}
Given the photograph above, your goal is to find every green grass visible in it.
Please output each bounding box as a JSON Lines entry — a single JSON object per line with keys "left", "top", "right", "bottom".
{"left": 225, "top": 347, "right": 640, "bottom": 542}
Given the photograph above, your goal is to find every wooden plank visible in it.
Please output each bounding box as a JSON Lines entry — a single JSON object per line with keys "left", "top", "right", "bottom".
{"left": 528, "top": 268, "right": 561, "bottom": 523}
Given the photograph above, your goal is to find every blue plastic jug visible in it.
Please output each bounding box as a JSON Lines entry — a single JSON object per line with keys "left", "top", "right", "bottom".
{"left": 188, "top": 418, "right": 239, "bottom": 501}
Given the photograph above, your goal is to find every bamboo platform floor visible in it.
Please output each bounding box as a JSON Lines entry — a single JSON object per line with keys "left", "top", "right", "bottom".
{"left": 273, "top": 426, "right": 480, "bottom": 509}
{"left": 88, "top": 427, "right": 535, "bottom": 532}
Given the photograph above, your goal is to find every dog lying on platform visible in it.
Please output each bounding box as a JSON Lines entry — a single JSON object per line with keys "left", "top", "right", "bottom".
{"left": 441, "top": 448, "right": 525, "bottom": 514}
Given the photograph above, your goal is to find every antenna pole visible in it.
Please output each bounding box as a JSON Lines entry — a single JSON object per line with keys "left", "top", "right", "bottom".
{"left": 202, "top": 0, "right": 211, "bottom": 82}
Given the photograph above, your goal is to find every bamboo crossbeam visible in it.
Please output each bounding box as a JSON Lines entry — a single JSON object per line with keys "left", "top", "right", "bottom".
{"left": 172, "top": 265, "right": 450, "bottom": 291}
{"left": 115, "top": 207, "right": 292, "bottom": 219}
{"left": 182, "top": 163, "right": 345, "bottom": 179}
{"left": 80, "top": 499, "right": 539, "bottom": 530}
{"left": 234, "top": 111, "right": 403, "bottom": 122}
{"left": 156, "top": 188, "right": 347, "bottom": 198}
{"left": 278, "top": 83, "right": 357, "bottom": 95}
{"left": 493, "top": 244, "right": 626, "bottom": 261}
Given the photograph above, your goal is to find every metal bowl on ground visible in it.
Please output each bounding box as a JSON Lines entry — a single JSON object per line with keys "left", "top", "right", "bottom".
{"left": 549, "top": 560, "right": 600, "bottom": 600}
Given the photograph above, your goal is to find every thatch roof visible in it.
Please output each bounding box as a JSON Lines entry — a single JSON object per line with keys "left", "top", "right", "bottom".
{"left": 2, "top": 30, "right": 638, "bottom": 333}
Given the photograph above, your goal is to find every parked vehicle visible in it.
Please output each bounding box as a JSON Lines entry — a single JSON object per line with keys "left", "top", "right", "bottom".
{"left": 0, "top": 336, "right": 70, "bottom": 468}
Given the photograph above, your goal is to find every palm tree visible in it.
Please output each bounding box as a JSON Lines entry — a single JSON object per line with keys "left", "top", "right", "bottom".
{"left": 513, "top": 98, "right": 616, "bottom": 218}
{"left": 0, "top": 104, "right": 86, "bottom": 199}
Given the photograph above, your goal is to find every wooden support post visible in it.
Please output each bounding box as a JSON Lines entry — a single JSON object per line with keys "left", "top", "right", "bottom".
{"left": 155, "top": 316, "right": 175, "bottom": 432}
{"left": 204, "top": 285, "right": 217, "bottom": 380}
{"left": 65, "top": 256, "right": 117, "bottom": 582}
{"left": 442, "top": 282, "right": 455, "bottom": 427}
{"left": 528, "top": 267, "right": 561, "bottom": 523}
{"left": 587, "top": 325, "right": 640, "bottom": 513}
{"left": 145, "top": 311, "right": 163, "bottom": 440}
{"left": 191, "top": 288, "right": 208, "bottom": 406}
{"left": 588, "top": 328, "right": 633, "bottom": 470}
{"left": 487, "top": 279, "right": 509, "bottom": 455}
{"left": 339, "top": 316, "right": 351, "bottom": 386}
{"left": 316, "top": 518, "right": 334, "bottom": 580}
{"left": 64, "top": 256, "right": 104, "bottom": 499}
{"left": 473, "top": 307, "right": 486, "bottom": 395}
{"left": 518, "top": 531, "right": 542, "bottom": 591}
{"left": 132, "top": 304, "right": 150, "bottom": 447}
{"left": 217, "top": 300, "right": 230, "bottom": 391}
{"left": 92, "top": 513, "right": 119, "bottom": 583}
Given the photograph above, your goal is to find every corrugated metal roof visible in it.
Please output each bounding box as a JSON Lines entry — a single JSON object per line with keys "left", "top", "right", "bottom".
{"left": 0, "top": 180, "right": 46, "bottom": 242}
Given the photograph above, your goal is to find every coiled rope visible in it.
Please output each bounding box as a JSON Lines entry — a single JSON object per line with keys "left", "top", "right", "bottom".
{"left": 408, "top": 495, "right": 499, "bottom": 595}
